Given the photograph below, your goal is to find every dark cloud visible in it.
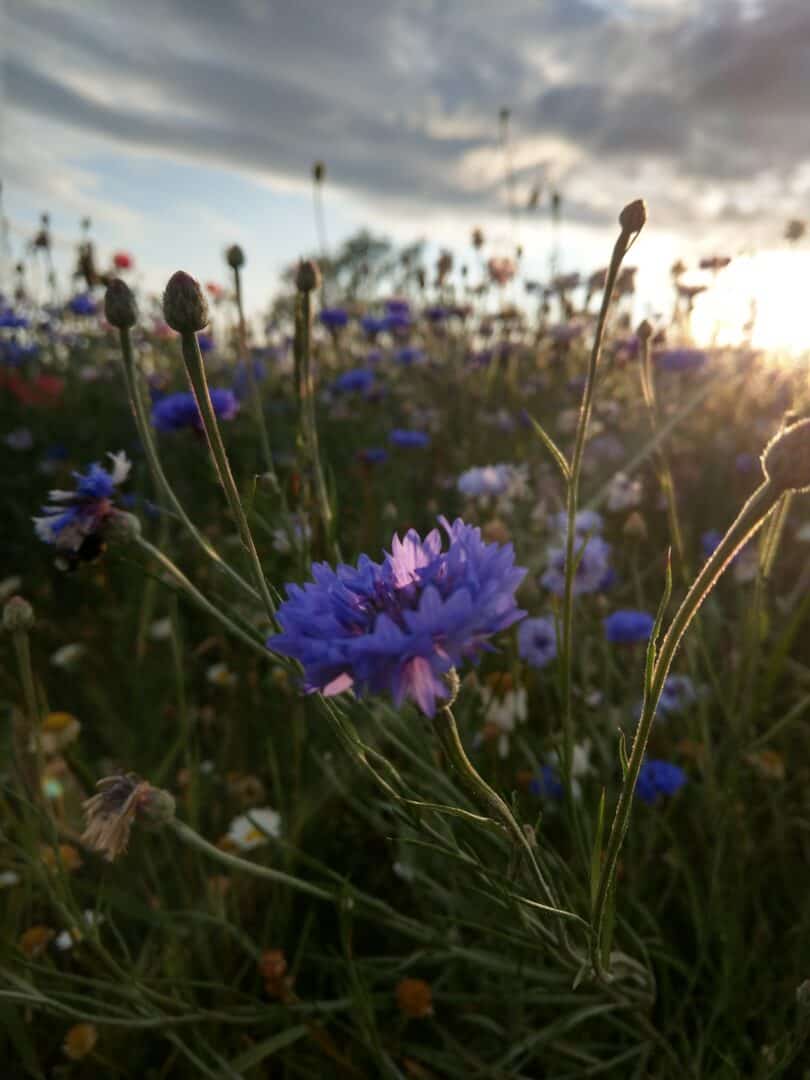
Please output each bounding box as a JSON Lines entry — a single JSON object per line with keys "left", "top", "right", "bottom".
{"left": 5, "top": 0, "right": 810, "bottom": 235}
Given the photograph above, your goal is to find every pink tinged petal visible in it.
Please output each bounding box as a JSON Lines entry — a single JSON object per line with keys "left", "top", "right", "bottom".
{"left": 323, "top": 672, "right": 354, "bottom": 696}
{"left": 402, "top": 655, "right": 448, "bottom": 716}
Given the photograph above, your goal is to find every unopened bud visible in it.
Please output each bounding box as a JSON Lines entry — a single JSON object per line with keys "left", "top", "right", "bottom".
{"left": 138, "top": 786, "right": 176, "bottom": 829}
{"left": 296, "top": 259, "right": 321, "bottom": 293}
{"left": 761, "top": 418, "right": 810, "bottom": 494}
{"left": 3, "top": 596, "right": 34, "bottom": 633}
{"left": 637, "top": 319, "right": 653, "bottom": 341}
{"left": 104, "top": 279, "right": 138, "bottom": 329}
{"left": 162, "top": 271, "right": 209, "bottom": 334}
{"left": 105, "top": 511, "right": 142, "bottom": 544}
{"left": 226, "top": 244, "right": 245, "bottom": 270}
{"left": 619, "top": 199, "right": 647, "bottom": 235}
{"left": 312, "top": 161, "right": 325, "bottom": 183}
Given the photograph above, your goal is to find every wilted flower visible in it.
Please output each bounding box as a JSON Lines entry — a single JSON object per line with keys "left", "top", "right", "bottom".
{"left": 518, "top": 616, "right": 558, "bottom": 669}
{"left": 604, "top": 609, "right": 655, "bottom": 644}
{"left": 34, "top": 452, "right": 130, "bottom": 556}
{"left": 151, "top": 389, "right": 239, "bottom": 432}
{"left": 268, "top": 517, "right": 526, "bottom": 716}
{"left": 82, "top": 773, "right": 175, "bottom": 861}
{"left": 636, "top": 759, "right": 687, "bottom": 804}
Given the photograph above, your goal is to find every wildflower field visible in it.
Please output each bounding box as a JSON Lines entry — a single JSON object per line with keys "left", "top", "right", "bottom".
{"left": 3, "top": 200, "right": 810, "bottom": 1080}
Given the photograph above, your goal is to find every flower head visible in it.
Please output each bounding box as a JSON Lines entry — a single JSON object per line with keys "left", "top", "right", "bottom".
{"left": 541, "top": 535, "right": 612, "bottom": 596}
{"left": 636, "top": 759, "right": 687, "bottom": 804}
{"left": 518, "top": 616, "right": 558, "bottom": 669}
{"left": 604, "top": 609, "right": 655, "bottom": 644}
{"left": 390, "top": 428, "right": 430, "bottom": 449}
{"left": 268, "top": 518, "right": 527, "bottom": 716}
{"left": 151, "top": 389, "right": 238, "bottom": 432}
{"left": 34, "top": 452, "right": 130, "bottom": 555}
{"left": 81, "top": 773, "right": 174, "bottom": 861}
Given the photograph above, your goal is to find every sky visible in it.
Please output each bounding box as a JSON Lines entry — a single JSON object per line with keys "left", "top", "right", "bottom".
{"left": 1, "top": 0, "right": 809, "bottom": 318}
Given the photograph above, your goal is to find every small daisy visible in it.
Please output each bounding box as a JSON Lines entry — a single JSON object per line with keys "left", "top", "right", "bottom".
{"left": 226, "top": 808, "right": 282, "bottom": 850}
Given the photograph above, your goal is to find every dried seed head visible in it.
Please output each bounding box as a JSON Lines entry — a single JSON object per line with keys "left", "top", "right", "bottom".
{"left": 162, "top": 271, "right": 209, "bottom": 334}
{"left": 3, "top": 595, "right": 34, "bottom": 633}
{"left": 226, "top": 244, "right": 245, "bottom": 270}
{"left": 619, "top": 199, "right": 647, "bottom": 236}
{"left": 295, "top": 259, "right": 321, "bottom": 293}
{"left": 81, "top": 773, "right": 173, "bottom": 861}
{"left": 761, "top": 418, "right": 810, "bottom": 494}
{"left": 104, "top": 279, "right": 138, "bottom": 329}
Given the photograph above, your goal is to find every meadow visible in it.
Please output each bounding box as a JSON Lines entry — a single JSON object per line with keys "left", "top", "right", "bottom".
{"left": 2, "top": 201, "right": 810, "bottom": 1079}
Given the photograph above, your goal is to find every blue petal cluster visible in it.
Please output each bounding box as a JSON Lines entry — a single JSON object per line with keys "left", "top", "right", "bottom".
{"left": 604, "top": 609, "right": 655, "bottom": 644}
{"left": 268, "top": 517, "right": 527, "bottom": 716}
{"left": 518, "top": 615, "right": 558, "bottom": 669}
{"left": 635, "top": 759, "right": 687, "bottom": 804}
{"left": 151, "top": 389, "right": 239, "bottom": 432}
{"left": 390, "top": 428, "right": 430, "bottom": 448}
{"left": 34, "top": 451, "right": 130, "bottom": 553}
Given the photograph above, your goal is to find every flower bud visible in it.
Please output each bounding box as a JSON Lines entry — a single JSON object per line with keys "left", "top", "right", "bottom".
{"left": 295, "top": 259, "right": 321, "bottom": 293}
{"left": 104, "top": 279, "right": 138, "bottom": 329}
{"left": 312, "top": 161, "right": 325, "bottom": 183}
{"left": 226, "top": 244, "right": 245, "bottom": 270}
{"left": 619, "top": 199, "right": 647, "bottom": 235}
{"left": 138, "top": 786, "right": 176, "bottom": 829}
{"left": 761, "top": 418, "right": 810, "bottom": 494}
{"left": 162, "top": 271, "right": 209, "bottom": 334}
{"left": 105, "top": 511, "right": 142, "bottom": 544}
{"left": 637, "top": 319, "right": 653, "bottom": 341}
{"left": 3, "top": 595, "right": 34, "bottom": 633}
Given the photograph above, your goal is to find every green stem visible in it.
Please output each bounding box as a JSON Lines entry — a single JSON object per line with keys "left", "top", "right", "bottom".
{"left": 294, "top": 289, "right": 340, "bottom": 562}
{"left": 116, "top": 325, "right": 259, "bottom": 605}
{"left": 232, "top": 263, "right": 276, "bottom": 484}
{"left": 559, "top": 222, "right": 637, "bottom": 790}
{"left": 133, "top": 536, "right": 271, "bottom": 663}
{"left": 12, "top": 628, "right": 43, "bottom": 805}
{"left": 178, "top": 329, "right": 277, "bottom": 623}
{"left": 591, "top": 479, "right": 780, "bottom": 977}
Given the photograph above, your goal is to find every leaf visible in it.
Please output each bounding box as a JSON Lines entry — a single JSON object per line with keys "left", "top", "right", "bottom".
{"left": 526, "top": 412, "right": 570, "bottom": 481}
{"left": 590, "top": 789, "right": 606, "bottom": 915}
{"left": 228, "top": 1025, "right": 309, "bottom": 1073}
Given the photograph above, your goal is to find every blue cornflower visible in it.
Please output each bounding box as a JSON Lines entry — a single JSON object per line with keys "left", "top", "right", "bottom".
{"left": 393, "top": 346, "right": 424, "bottom": 366}
{"left": 654, "top": 348, "right": 707, "bottom": 372}
{"left": 636, "top": 759, "right": 687, "bottom": 804}
{"left": 382, "top": 311, "right": 412, "bottom": 333}
{"left": 268, "top": 517, "right": 527, "bottom": 716}
{"left": 390, "top": 429, "right": 430, "bottom": 448}
{"left": 656, "top": 674, "right": 699, "bottom": 717}
{"left": 233, "top": 358, "right": 267, "bottom": 400}
{"left": 333, "top": 368, "right": 375, "bottom": 394}
{"left": 541, "top": 535, "right": 612, "bottom": 596}
{"left": 319, "top": 307, "right": 348, "bottom": 330}
{"left": 68, "top": 293, "right": 98, "bottom": 317}
{"left": 197, "top": 332, "right": 215, "bottom": 353}
{"left": 361, "top": 316, "right": 387, "bottom": 336}
{"left": 34, "top": 451, "right": 130, "bottom": 553}
{"left": 529, "top": 765, "right": 564, "bottom": 801}
{"left": 518, "top": 616, "right": 558, "bottom": 669}
{"left": 385, "top": 298, "right": 411, "bottom": 317}
{"left": 604, "top": 609, "right": 655, "bottom": 644}
{"left": 151, "top": 390, "right": 239, "bottom": 432}
{"left": 457, "top": 464, "right": 513, "bottom": 498}
{"left": 0, "top": 308, "right": 29, "bottom": 329}
{"left": 357, "top": 448, "right": 388, "bottom": 465}
{"left": 552, "top": 509, "right": 604, "bottom": 537}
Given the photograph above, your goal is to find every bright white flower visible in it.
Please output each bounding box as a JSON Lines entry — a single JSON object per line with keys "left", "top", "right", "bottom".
{"left": 54, "top": 910, "right": 102, "bottom": 951}
{"left": 547, "top": 738, "right": 593, "bottom": 782}
{"left": 206, "top": 662, "right": 237, "bottom": 688}
{"left": 479, "top": 687, "right": 528, "bottom": 758}
{"left": 149, "top": 617, "right": 172, "bottom": 641}
{"left": 50, "top": 643, "right": 86, "bottom": 669}
{"left": 227, "top": 808, "right": 282, "bottom": 850}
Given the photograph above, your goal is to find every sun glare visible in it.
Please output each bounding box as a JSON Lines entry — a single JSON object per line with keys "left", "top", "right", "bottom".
{"left": 691, "top": 250, "right": 810, "bottom": 356}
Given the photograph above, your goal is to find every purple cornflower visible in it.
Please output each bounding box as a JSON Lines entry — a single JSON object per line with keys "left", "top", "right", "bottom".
{"left": 34, "top": 452, "right": 130, "bottom": 553}
{"left": 552, "top": 509, "right": 604, "bottom": 536}
{"left": 425, "top": 305, "right": 449, "bottom": 322}
{"left": 656, "top": 674, "right": 698, "bottom": 717}
{"left": 541, "top": 535, "right": 612, "bottom": 596}
{"left": 518, "top": 616, "right": 558, "bottom": 669}
{"left": 393, "top": 346, "right": 425, "bottom": 366}
{"left": 635, "top": 759, "right": 687, "bottom": 804}
{"left": 268, "top": 517, "right": 527, "bottom": 716}
{"left": 361, "top": 316, "right": 387, "bottom": 336}
{"left": 385, "top": 299, "right": 411, "bottom": 317}
{"left": 333, "top": 368, "right": 375, "bottom": 394}
{"left": 390, "top": 429, "right": 430, "bottom": 449}
{"left": 604, "top": 609, "right": 655, "bottom": 644}
{"left": 654, "top": 348, "right": 707, "bottom": 372}
{"left": 319, "top": 307, "right": 348, "bottom": 330}
{"left": 457, "top": 465, "right": 513, "bottom": 498}
{"left": 151, "top": 390, "right": 239, "bottom": 432}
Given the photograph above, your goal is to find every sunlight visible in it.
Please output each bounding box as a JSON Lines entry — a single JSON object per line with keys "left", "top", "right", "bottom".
{"left": 691, "top": 250, "right": 810, "bottom": 355}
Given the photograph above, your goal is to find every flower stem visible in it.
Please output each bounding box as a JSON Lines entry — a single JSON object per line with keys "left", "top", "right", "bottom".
{"left": 11, "top": 627, "right": 43, "bottom": 807}
{"left": 178, "top": 328, "right": 277, "bottom": 623}
{"left": 115, "top": 324, "right": 260, "bottom": 605}
{"left": 231, "top": 262, "right": 276, "bottom": 486}
{"left": 590, "top": 478, "right": 781, "bottom": 978}
{"left": 559, "top": 219, "right": 638, "bottom": 792}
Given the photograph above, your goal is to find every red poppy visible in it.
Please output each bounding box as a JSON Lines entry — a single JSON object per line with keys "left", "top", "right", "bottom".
{"left": 113, "top": 252, "right": 133, "bottom": 270}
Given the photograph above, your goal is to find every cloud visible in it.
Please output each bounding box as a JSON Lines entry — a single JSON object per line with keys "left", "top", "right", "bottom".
{"left": 3, "top": 0, "right": 809, "bottom": 247}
